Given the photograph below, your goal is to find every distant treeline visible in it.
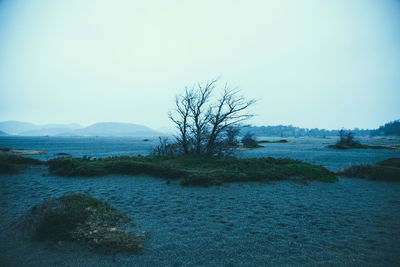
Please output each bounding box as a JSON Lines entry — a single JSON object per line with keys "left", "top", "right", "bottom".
{"left": 370, "top": 120, "right": 400, "bottom": 136}
{"left": 240, "top": 120, "right": 400, "bottom": 137}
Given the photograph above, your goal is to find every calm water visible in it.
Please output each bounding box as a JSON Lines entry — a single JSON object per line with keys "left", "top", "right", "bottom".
{"left": 0, "top": 136, "right": 400, "bottom": 266}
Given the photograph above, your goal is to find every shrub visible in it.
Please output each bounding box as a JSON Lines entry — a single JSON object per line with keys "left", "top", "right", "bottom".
{"left": 337, "top": 129, "right": 357, "bottom": 146}
{"left": 0, "top": 154, "right": 43, "bottom": 174}
{"left": 241, "top": 133, "right": 260, "bottom": 148}
{"left": 21, "top": 194, "right": 146, "bottom": 253}
{"left": 338, "top": 158, "right": 400, "bottom": 181}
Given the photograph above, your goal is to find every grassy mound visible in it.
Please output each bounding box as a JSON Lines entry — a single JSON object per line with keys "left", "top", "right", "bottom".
{"left": 0, "top": 154, "right": 43, "bottom": 174}
{"left": 21, "top": 194, "right": 146, "bottom": 253}
{"left": 47, "top": 156, "right": 185, "bottom": 178}
{"left": 337, "top": 158, "right": 400, "bottom": 181}
{"left": 47, "top": 155, "right": 337, "bottom": 186}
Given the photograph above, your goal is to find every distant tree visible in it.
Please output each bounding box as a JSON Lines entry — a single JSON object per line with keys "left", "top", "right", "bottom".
{"left": 337, "top": 129, "right": 356, "bottom": 145}
{"left": 225, "top": 126, "right": 240, "bottom": 147}
{"left": 370, "top": 120, "right": 400, "bottom": 136}
{"left": 169, "top": 79, "right": 256, "bottom": 155}
{"left": 241, "top": 132, "right": 259, "bottom": 148}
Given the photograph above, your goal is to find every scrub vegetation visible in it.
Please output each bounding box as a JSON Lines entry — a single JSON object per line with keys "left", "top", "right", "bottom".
{"left": 328, "top": 130, "right": 387, "bottom": 149}
{"left": 21, "top": 194, "right": 146, "bottom": 253}
{"left": 338, "top": 158, "right": 400, "bottom": 181}
{"left": 47, "top": 155, "right": 337, "bottom": 186}
{"left": 0, "top": 154, "right": 43, "bottom": 174}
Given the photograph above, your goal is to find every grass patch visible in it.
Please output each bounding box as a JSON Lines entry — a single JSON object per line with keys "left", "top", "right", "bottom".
{"left": 337, "top": 158, "right": 400, "bottom": 181}
{"left": 22, "top": 194, "right": 146, "bottom": 253}
{"left": 47, "top": 156, "right": 185, "bottom": 178}
{"left": 47, "top": 155, "right": 337, "bottom": 186}
{"left": 0, "top": 154, "right": 43, "bottom": 174}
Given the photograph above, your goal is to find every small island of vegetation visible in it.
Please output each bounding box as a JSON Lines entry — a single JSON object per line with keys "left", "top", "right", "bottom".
{"left": 0, "top": 153, "right": 338, "bottom": 186}
{"left": 47, "top": 155, "right": 338, "bottom": 186}
{"left": 327, "top": 130, "right": 388, "bottom": 149}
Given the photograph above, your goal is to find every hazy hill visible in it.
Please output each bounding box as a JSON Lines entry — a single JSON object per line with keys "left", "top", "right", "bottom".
{"left": 0, "top": 121, "right": 39, "bottom": 135}
{"left": 73, "top": 122, "right": 161, "bottom": 137}
{"left": 18, "top": 128, "right": 78, "bottom": 136}
{"left": 0, "top": 130, "right": 9, "bottom": 136}
{"left": 0, "top": 121, "right": 81, "bottom": 135}
{"left": 0, "top": 121, "right": 162, "bottom": 137}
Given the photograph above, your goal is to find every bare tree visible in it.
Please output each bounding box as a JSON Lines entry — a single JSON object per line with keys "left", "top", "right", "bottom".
{"left": 169, "top": 79, "right": 256, "bottom": 155}
{"left": 168, "top": 88, "right": 193, "bottom": 154}
{"left": 188, "top": 79, "right": 216, "bottom": 154}
{"left": 205, "top": 85, "right": 256, "bottom": 154}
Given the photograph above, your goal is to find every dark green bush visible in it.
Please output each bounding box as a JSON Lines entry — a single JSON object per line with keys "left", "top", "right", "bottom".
{"left": 0, "top": 154, "right": 43, "bottom": 174}
{"left": 241, "top": 133, "right": 261, "bottom": 148}
{"left": 23, "top": 194, "right": 145, "bottom": 253}
{"left": 338, "top": 158, "right": 400, "bottom": 181}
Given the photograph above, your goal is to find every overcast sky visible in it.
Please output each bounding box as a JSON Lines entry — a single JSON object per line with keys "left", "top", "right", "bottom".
{"left": 0, "top": 0, "right": 399, "bottom": 130}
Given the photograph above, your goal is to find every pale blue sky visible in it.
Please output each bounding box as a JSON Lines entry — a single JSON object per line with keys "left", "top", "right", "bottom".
{"left": 0, "top": 0, "right": 399, "bottom": 129}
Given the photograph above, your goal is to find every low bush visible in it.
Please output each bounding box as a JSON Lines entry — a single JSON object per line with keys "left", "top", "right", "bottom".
{"left": 241, "top": 133, "right": 261, "bottom": 148}
{"left": 0, "top": 154, "right": 43, "bottom": 174}
{"left": 21, "top": 194, "right": 146, "bottom": 253}
{"left": 337, "top": 158, "right": 400, "bottom": 181}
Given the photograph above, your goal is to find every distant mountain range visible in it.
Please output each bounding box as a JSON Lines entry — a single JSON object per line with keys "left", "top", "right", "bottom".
{"left": 0, "top": 121, "right": 162, "bottom": 137}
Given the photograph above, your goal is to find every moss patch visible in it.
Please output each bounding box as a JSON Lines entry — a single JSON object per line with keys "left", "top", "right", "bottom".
{"left": 22, "top": 194, "right": 146, "bottom": 253}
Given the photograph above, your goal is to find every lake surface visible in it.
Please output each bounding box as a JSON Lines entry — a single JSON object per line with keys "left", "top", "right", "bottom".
{"left": 1, "top": 136, "right": 400, "bottom": 266}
